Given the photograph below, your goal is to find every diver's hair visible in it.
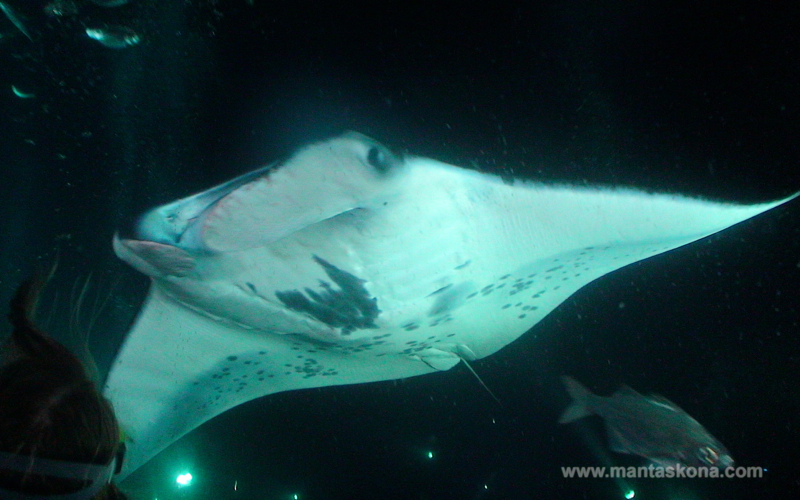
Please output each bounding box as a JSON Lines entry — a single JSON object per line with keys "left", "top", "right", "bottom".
{"left": 0, "top": 278, "right": 126, "bottom": 500}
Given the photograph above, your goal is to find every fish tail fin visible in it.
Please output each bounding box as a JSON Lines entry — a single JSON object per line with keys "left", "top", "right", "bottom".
{"left": 558, "top": 376, "right": 594, "bottom": 423}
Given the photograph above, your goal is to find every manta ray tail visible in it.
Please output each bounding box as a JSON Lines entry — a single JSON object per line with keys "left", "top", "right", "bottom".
{"left": 461, "top": 358, "right": 503, "bottom": 407}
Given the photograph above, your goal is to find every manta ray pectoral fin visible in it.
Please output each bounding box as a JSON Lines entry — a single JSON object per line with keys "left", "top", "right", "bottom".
{"left": 107, "top": 284, "right": 444, "bottom": 478}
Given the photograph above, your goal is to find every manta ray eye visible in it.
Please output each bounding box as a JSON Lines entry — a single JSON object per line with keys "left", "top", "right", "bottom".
{"left": 366, "top": 146, "right": 391, "bottom": 172}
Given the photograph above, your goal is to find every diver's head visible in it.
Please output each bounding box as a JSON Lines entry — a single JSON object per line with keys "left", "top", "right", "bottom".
{"left": 0, "top": 279, "right": 125, "bottom": 500}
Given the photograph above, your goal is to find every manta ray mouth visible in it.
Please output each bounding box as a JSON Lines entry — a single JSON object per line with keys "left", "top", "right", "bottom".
{"left": 130, "top": 133, "right": 402, "bottom": 254}
{"left": 133, "top": 162, "right": 278, "bottom": 250}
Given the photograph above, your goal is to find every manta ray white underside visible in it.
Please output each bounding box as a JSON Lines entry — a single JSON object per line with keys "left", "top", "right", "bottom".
{"left": 105, "top": 132, "right": 795, "bottom": 478}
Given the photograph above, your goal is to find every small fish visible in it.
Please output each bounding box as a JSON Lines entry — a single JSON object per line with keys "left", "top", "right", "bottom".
{"left": 86, "top": 25, "right": 140, "bottom": 49}
{"left": 0, "top": 1, "right": 32, "bottom": 41}
{"left": 559, "top": 376, "right": 734, "bottom": 469}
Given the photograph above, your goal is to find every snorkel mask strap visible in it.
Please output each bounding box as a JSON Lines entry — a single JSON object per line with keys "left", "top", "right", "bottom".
{"left": 0, "top": 444, "right": 125, "bottom": 500}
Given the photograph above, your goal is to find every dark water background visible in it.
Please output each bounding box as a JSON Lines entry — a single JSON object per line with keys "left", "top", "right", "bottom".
{"left": 1, "top": 1, "right": 799, "bottom": 499}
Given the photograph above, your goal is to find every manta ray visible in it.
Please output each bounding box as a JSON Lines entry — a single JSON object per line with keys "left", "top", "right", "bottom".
{"left": 105, "top": 132, "right": 795, "bottom": 478}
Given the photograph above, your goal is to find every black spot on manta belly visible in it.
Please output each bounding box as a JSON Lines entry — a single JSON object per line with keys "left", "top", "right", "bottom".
{"left": 428, "top": 282, "right": 475, "bottom": 317}
{"left": 275, "top": 255, "right": 380, "bottom": 335}
{"left": 428, "top": 284, "right": 452, "bottom": 296}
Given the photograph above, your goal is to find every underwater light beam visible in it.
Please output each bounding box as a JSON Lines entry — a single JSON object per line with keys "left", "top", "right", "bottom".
{"left": 176, "top": 472, "right": 193, "bottom": 486}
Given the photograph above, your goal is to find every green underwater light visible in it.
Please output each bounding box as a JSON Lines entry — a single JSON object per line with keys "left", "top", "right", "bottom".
{"left": 176, "top": 472, "right": 193, "bottom": 486}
